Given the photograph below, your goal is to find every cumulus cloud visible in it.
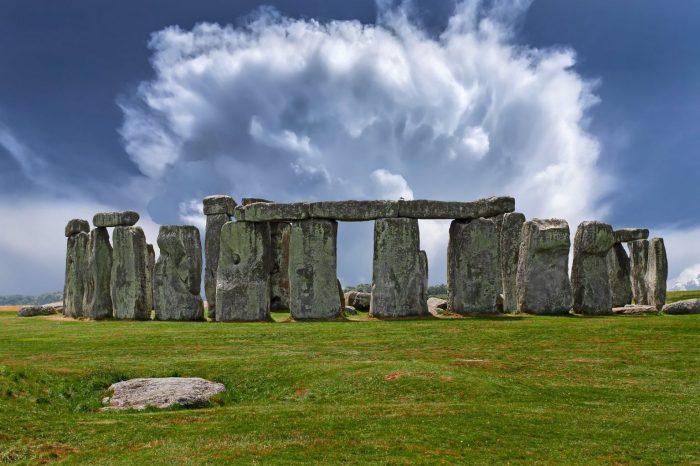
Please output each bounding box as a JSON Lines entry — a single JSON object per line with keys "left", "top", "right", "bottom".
{"left": 119, "top": 0, "right": 611, "bottom": 284}
{"left": 656, "top": 225, "right": 700, "bottom": 291}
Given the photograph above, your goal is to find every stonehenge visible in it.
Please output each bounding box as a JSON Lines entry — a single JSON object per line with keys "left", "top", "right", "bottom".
{"left": 606, "top": 228, "right": 648, "bottom": 307}
{"left": 571, "top": 221, "right": 615, "bottom": 315}
{"left": 64, "top": 220, "right": 90, "bottom": 318}
{"left": 203, "top": 195, "right": 236, "bottom": 319}
{"left": 83, "top": 227, "right": 113, "bottom": 319}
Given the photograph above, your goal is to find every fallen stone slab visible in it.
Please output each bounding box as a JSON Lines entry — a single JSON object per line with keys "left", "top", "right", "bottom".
{"left": 93, "top": 211, "right": 140, "bottom": 228}
{"left": 612, "top": 305, "right": 659, "bottom": 315}
{"left": 65, "top": 218, "right": 89, "bottom": 237}
{"left": 17, "top": 302, "right": 62, "bottom": 317}
{"left": 103, "top": 377, "right": 225, "bottom": 410}
{"left": 662, "top": 299, "right": 700, "bottom": 315}
{"left": 234, "top": 202, "right": 310, "bottom": 222}
{"left": 613, "top": 228, "right": 649, "bottom": 243}
{"left": 398, "top": 196, "right": 515, "bottom": 219}
{"left": 203, "top": 195, "right": 237, "bottom": 216}
{"left": 308, "top": 200, "right": 399, "bottom": 221}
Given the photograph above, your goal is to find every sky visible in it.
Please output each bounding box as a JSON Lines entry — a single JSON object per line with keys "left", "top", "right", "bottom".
{"left": 0, "top": 0, "right": 699, "bottom": 295}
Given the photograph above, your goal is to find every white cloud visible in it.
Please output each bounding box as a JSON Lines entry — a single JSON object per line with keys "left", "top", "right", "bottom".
{"left": 655, "top": 225, "right": 700, "bottom": 291}
{"left": 371, "top": 169, "right": 414, "bottom": 200}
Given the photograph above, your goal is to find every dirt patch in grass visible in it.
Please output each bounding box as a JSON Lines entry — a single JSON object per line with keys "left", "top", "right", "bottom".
{"left": 0, "top": 305, "right": 22, "bottom": 313}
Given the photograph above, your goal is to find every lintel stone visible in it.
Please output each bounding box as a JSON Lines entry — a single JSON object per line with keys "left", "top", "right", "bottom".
{"left": 93, "top": 211, "right": 140, "bottom": 228}
{"left": 308, "top": 200, "right": 399, "bottom": 221}
{"left": 613, "top": 228, "right": 649, "bottom": 243}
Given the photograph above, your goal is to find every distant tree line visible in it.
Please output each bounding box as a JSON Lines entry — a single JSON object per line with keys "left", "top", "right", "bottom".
{"left": 0, "top": 291, "right": 63, "bottom": 306}
{"left": 344, "top": 283, "right": 448, "bottom": 296}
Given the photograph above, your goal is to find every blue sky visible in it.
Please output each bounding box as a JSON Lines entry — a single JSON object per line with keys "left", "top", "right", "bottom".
{"left": 1, "top": 0, "right": 699, "bottom": 294}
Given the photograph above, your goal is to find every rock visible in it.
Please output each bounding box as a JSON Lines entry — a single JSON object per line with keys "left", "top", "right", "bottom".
{"left": 93, "top": 211, "right": 139, "bottom": 228}
{"left": 64, "top": 218, "right": 89, "bottom": 237}
{"left": 64, "top": 231, "right": 89, "bottom": 317}
{"left": 370, "top": 218, "right": 429, "bottom": 318}
{"left": 17, "top": 302, "right": 62, "bottom": 317}
{"left": 646, "top": 238, "right": 668, "bottom": 310}
{"left": 613, "top": 228, "right": 649, "bottom": 243}
{"left": 242, "top": 198, "right": 272, "bottom": 206}
{"left": 146, "top": 243, "right": 155, "bottom": 308}
{"left": 606, "top": 243, "right": 633, "bottom": 307}
{"left": 343, "top": 306, "right": 358, "bottom": 315}
{"left": 288, "top": 219, "right": 342, "bottom": 320}
{"left": 419, "top": 249, "right": 428, "bottom": 302}
{"left": 83, "top": 227, "right": 113, "bottom": 320}
{"left": 308, "top": 200, "right": 399, "bottom": 221}
{"left": 500, "top": 212, "right": 525, "bottom": 312}
{"left": 269, "top": 222, "right": 291, "bottom": 310}
{"left": 204, "top": 213, "right": 231, "bottom": 319}
{"left": 338, "top": 279, "right": 345, "bottom": 309}
{"left": 397, "top": 196, "right": 515, "bottom": 219}
{"left": 203, "top": 195, "right": 237, "bottom": 216}
{"left": 628, "top": 240, "right": 649, "bottom": 305}
{"left": 662, "top": 299, "right": 700, "bottom": 315}
{"left": 447, "top": 218, "right": 501, "bottom": 315}
{"left": 516, "top": 219, "right": 573, "bottom": 315}
{"left": 427, "top": 297, "right": 448, "bottom": 314}
{"left": 235, "top": 202, "right": 310, "bottom": 222}
{"left": 111, "top": 226, "right": 152, "bottom": 320}
{"left": 612, "top": 304, "right": 659, "bottom": 315}
{"left": 344, "top": 291, "right": 358, "bottom": 307}
{"left": 216, "top": 221, "right": 272, "bottom": 322}
{"left": 353, "top": 292, "right": 371, "bottom": 311}
{"left": 571, "top": 221, "right": 615, "bottom": 315}
{"left": 103, "top": 377, "right": 225, "bottom": 410}
{"left": 154, "top": 226, "right": 204, "bottom": 321}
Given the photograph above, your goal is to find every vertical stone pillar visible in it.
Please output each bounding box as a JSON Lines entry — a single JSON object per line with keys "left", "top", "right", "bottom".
{"left": 571, "top": 221, "right": 615, "bottom": 315}
{"left": 203, "top": 195, "right": 237, "bottom": 320}
{"left": 516, "top": 219, "right": 573, "bottom": 315}
{"left": 628, "top": 240, "right": 649, "bottom": 305}
{"left": 370, "top": 218, "right": 428, "bottom": 318}
{"left": 64, "top": 219, "right": 90, "bottom": 318}
{"left": 419, "top": 249, "right": 428, "bottom": 299}
{"left": 83, "top": 227, "right": 113, "bottom": 319}
{"left": 111, "top": 226, "right": 152, "bottom": 320}
{"left": 646, "top": 238, "right": 668, "bottom": 310}
{"left": 288, "top": 219, "right": 342, "bottom": 320}
{"left": 154, "top": 225, "right": 204, "bottom": 321}
{"left": 606, "top": 243, "right": 632, "bottom": 307}
{"left": 269, "top": 222, "right": 291, "bottom": 310}
{"left": 216, "top": 221, "right": 272, "bottom": 322}
{"left": 500, "top": 212, "right": 525, "bottom": 312}
{"left": 447, "top": 217, "right": 501, "bottom": 315}
{"left": 146, "top": 243, "right": 155, "bottom": 308}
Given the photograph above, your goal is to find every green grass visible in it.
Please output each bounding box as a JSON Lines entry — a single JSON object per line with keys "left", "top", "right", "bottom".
{"left": 666, "top": 289, "right": 700, "bottom": 304}
{"left": 0, "top": 311, "right": 699, "bottom": 464}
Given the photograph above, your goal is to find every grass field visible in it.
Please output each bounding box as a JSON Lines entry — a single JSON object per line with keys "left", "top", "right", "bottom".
{"left": 1, "top": 292, "right": 699, "bottom": 464}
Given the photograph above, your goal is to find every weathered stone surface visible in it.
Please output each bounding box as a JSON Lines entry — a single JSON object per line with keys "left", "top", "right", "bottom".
{"left": 93, "top": 211, "right": 139, "bottom": 228}
{"left": 419, "top": 249, "right": 428, "bottom": 302}
{"left": 571, "top": 221, "right": 615, "bottom": 315}
{"left": 427, "top": 297, "right": 448, "bottom": 314}
{"left": 606, "top": 243, "right": 633, "bottom": 307}
{"left": 352, "top": 292, "right": 371, "bottom": 311}
{"left": 154, "top": 226, "right": 204, "bottom": 321}
{"left": 288, "top": 219, "right": 342, "bottom": 320}
{"left": 65, "top": 218, "right": 89, "bottom": 237}
{"left": 64, "top": 231, "right": 89, "bottom": 317}
{"left": 612, "top": 304, "right": 659, "bottom": 315}
{"left": 17, "top": 302, "right": 62, "bottom": 317}
{"left": 308, "top": 200, "right": 399, "bottom": 221}
{"left": 646, "top": 238, "right": 668, "bottom": 310}
{"left": 216, "top": 221, "right": 272, "bottom": 322}
{"left": 500, "top": 212, "right": 525, "bottom": 312}
{"left": 344, "top": 291, "right": 357, "bottom": 308}
{"left": 662, "top": 299, "right": 700, "bottom": 315}
{"left": 235, "top": 202, "right": 309, "bottom": 222}
{"left": 146, "top": 243, "right": 155, "bottom": 307}
{"left": 370, "top": 218, "right": 429, "bottom": 318}
{"left": 337, "top": 279, "right": 345, "bottom": 309}
{"left": 83, "top": 227, "right": 113, "bottom": 320}
{"left": 516, "top": 219, "right": 573, "bottom": 315}
{"left": 270, "top": 222, "right": 291, "bottom": 310}
{"left": 614, "top": 228, "right": 649, "bottom": 243}
{"left": 204, "top": 213, "right": 231, "bottom": 319}
{"left": 104, "top": 377, "right": 225, "bottom": 410}
{"left": 447, "top": 218, "right": 502, "bottom": 314}
{"left": 628, "top": 240, "right": 650, "bottom": 305}
{"left": 111, "top": 226, "right": 152, "bottom": 320}
{"left": 242, "top": 198, "right": 272, "bottom": 206}
{"left": 343, "top": 305, "right": 358, "bottom": 315}
{"left": 398, "top": 196, "right": 515, "bottom": 219}
{"left": 203, "top": 195, "right": 236, "bottom": 215}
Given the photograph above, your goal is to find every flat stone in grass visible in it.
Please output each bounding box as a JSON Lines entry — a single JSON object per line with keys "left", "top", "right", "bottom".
{"left": 17, "top": 302, "right": 62, "bottom": 317}
{"left": 103, "top": 377, "right": 225, "bottom": 410}
{"left": 662, "top": 299, "right": 700, "bottom": 315}
{"left": 612, "top": 304, "right": 659, "bottom": 315}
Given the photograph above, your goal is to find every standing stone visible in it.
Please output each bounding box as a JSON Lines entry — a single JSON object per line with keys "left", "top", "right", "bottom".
{"left": 419, "top": 250, "right": 428, "bottom": 301}
{"left": 111, "top": 226, "right": 152, "bottom": 320}
{"left": 516, "top": 219, "right": 573, "bottom": 315}
{"left": 270, "top": 222, "right": 291, "bottom": 310}
{"left": 288, "top": 219, "right": 342, "bottom": 320}
{"left": 571, "top": 221, "right": 615, "bottom": 315}
{"left": 646, "top": 238, "right": 668, "bottom": 310}
{"left": 65, "top": 219, "right": 89, "bottom": 238}
{"left": 154, "top": 226, "right": 204, "bottom": 321}
{"left": 146, "top": 244, "right": 155, "bottom": 310}
{"left": 370, "top": 218, "right": 429, "bottom": 318}
{"left": 83, "top": 227, "right": 113, "bottom": 319}
{"left": 203, "top": 195, "right": 236, "bottom": 320}
{"left": 606, "top": 243, "right": 633, "bottom": 307}
{"left": 64, "top": 226, "right": 89, "bottom": 318}
{"left": 216, "top": 221, "right": 272, "bottom": 322}
{"left": 628, "top": 240, "right": 650, "bottom": 305}
{"left": 500, "top": 212, "right": 525, "bottom": 312}
{"left": 447, "top": 218, "right": 501, "bottom": 315}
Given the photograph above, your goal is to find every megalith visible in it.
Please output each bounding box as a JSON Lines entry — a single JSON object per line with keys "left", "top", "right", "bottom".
{"left": 500, "top": 212, "right": 526, "bottom": 312}
{"left": 571, "top": 221, "right": 615, "bottom": 315}
{"left": 203, "top": 195, "right": 236, "bottom": 320}
{"left": 516, "top": 219, "right": 573, "bottom": 315}
{"left": 154, "top": 226, "right": 204, "bottom": 321}
{"left": 83, "top": 227, "right": 113, "bottom": 319}
{"left": 628, "top": 240, "right": 649, "bottom": 305}
{"left": 111, "top": 226, "right": 152, "bottom": 320}
{"left": 146, "top": 243, "right": 155, "bottom": 308}
{"left": 216, "top": 221, "right": 272, "bottom": 322}
{"left": 370, "top": 218, "right": 429, "bottom": 318}
{"left": 288, "top": 219, "right": 342, "bottom": 320}
{"left": 606, "top": 243, "right": 632, "bottom": 307}
{"left": 447, "top": 217, "right": 501, "bottom": 315}
{"left": 93, "top": 211, "right": 140, "bottom": 228}
{"left": 64, "top": 219, "right": 90, "bottom": 318}
{"left": 646, "top": 238, "right": 668, "bottom": 310}
{"left": 269, "top": 222, "right": 291, "bottom": 310}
